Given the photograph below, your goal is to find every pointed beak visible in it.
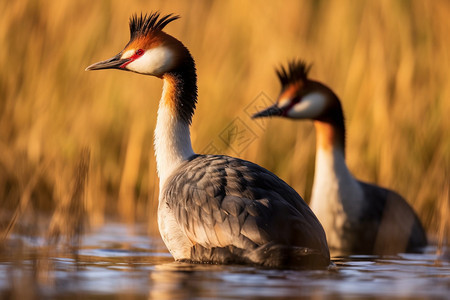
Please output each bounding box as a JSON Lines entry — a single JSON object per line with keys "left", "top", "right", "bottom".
{"left": 85, "top": 53, "right": 131, "bottom": 71}
{"left": 252, "top": 104, "right": 283, "bottom": 119}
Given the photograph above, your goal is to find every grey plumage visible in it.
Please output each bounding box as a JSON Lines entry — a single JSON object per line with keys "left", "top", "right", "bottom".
{"left": 342, "top": 181, "right": 427, "bottom": 254}
{"left": 162, "top": 154, "right": 330, "bottom": 268}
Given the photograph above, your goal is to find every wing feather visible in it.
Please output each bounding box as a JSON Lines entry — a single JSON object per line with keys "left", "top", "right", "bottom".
{"left": 162, "top": 154, "right": 329, "bottom": 260}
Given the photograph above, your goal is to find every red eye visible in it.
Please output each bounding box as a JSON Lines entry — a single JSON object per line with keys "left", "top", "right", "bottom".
{"left": 136, "top": 49, "right": 144, "bottom": 56}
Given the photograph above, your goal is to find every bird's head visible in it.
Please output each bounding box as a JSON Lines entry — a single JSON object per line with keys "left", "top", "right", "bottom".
{"left": 253, "top": 61, "right": 338, "bottom": 121}
{"left": 86, "top": 12, "right": 186, "bottom": 77}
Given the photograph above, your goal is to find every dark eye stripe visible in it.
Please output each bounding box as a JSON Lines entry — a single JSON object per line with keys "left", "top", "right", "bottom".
{"left": 292, "top": 96, "right": 301, "bottom": 104}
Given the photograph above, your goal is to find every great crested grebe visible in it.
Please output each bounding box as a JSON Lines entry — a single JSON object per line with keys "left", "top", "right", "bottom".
{"left": 86, "top": 13, "right": 330, "bottom": 268}
{"left": 253, "top": 61, "right": 427, "bottom": 255}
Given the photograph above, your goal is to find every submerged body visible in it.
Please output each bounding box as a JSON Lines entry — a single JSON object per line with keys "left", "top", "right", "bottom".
{"left": 86, "top": 13, "right": 330, "bottom": 268}
{"left": 253, "top": 61, "right": 427, "bottom": 255}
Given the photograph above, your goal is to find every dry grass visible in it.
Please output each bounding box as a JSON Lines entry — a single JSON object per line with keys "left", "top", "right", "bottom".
{"left": 0, "top": 0, "right": 448, "bottom": 245}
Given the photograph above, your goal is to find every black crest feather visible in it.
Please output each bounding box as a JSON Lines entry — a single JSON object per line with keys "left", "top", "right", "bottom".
{"left": 276, "top": 60, "right": 311, "bottom": 87}
{"left": 129, "top": 12, "right": 180, "bottom": 40}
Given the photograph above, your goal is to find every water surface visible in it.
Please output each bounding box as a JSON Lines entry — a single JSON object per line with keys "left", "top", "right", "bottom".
{"left": 1, "top": 222, "right": 449, "bottom": 299}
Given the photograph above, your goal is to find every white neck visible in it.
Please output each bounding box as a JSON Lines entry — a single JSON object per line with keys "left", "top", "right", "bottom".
{"left": 310, "top": 144, "right": 364, "bottom": 230}
{"left": 154, "top": 79, "right": 195, "bottom": 188}
{"left": 310, "top": 144, "right": 364, "bottom": 251}
{"left": 311, "top": 146, "right": 355, "bottom": 200}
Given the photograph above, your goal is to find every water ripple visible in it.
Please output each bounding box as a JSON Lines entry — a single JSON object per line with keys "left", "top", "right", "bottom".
{"left": 1, "top": 223, "right": 449, "bottom": 299}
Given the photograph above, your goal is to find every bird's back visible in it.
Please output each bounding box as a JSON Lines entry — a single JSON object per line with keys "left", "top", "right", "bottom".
{"left": 357, "top": 181, "right": 427, "bottom": 254}
{"left": 331, "top": 180, "right": 428, "bottom": 255}
{"left": 160, "top": 154, "right": 330, "bottom": 268}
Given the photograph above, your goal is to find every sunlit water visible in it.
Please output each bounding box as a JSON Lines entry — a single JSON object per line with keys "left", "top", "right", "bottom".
{"left": 1, "top": 222, "right": 449, "bottom": 299}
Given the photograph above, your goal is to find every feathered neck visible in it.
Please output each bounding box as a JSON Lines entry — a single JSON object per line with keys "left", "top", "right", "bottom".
{"left": 161, "top": 50, "right": 197, "bottom": 124}
{"left": 314, "top": 94, "right": 346, "bottom": 156}
{"left": 154, "top": 49, "right": 197, "bottom": 186}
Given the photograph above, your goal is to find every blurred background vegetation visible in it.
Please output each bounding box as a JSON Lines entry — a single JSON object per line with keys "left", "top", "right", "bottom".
{"left": 0, "top": 0, "right": 448, "bottom": 246}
